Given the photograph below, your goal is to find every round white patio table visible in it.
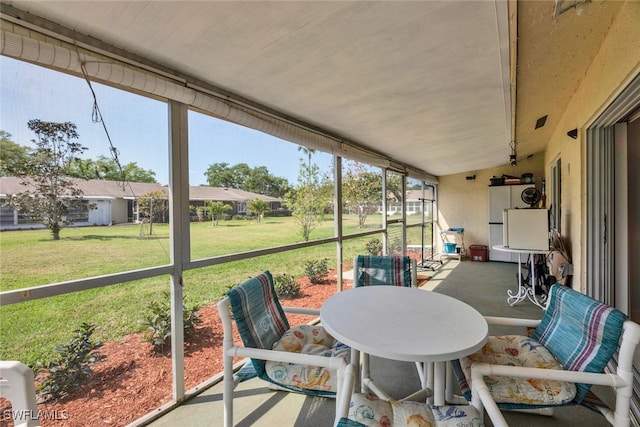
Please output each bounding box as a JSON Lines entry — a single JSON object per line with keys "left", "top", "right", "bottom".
{"left": 492, "top": 245, "right": 549, "bottom": 309}
{"left": 320, "top": 286, "right": 488, "bottom": 406}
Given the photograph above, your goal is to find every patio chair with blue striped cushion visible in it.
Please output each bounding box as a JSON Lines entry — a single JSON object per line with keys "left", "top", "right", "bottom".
{"left": 218, "top": 271, "right": 351, "bottom": 427}
{"left": 353, "top": 255, "right": 417, "bottom": 288}
{"left": 452, "top": 283, "right": 640, "bottom": 427}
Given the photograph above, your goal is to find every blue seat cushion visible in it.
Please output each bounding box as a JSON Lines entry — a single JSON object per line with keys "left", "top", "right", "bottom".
{"left": 531, "top": 284, "right": 626, "bottom": 402}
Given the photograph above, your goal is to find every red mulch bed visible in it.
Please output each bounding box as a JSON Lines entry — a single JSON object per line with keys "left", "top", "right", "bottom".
{"left": 0, "top": 272, "right": 348, "bottom": 427}
{"left": 1, "top": 259, "right": 429, "bottom": 427}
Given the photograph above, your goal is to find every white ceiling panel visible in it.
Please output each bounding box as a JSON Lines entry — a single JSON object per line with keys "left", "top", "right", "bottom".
{"left": 4, "top": 1, "right": 619, "bottom": 177}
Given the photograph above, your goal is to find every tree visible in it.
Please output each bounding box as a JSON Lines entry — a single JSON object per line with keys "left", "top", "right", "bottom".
{"left": 5, "top": 120, "right": 94, "bottom": 240}
{"left": 297, "top": 145, "right": 316, "bottom": 169}
{"left": 68, "top": 155, "right": 157, "bottom": 183}
{"left": 285, "top": 159, "right": 331, "bottom": 241}
{"left": 205, "top": 200, "right": 232, "bottom": 226}
{"left": 137, "top": 189, "right": 168, "bottom": 235}
{"left": 342, "top": 161, "right": 383, "bottom": 228}
{"left": 204, "top": 162, "right": 249, "bottom": 189}
{"left": 244, "top": 166, "right": 290, "bottom": 198}
{"left": 246, "top": 198, "right": 270, "bottom": 223}
{"left": 204, "top": 162, "right": 290, "bottom": 198}
{"left": 0, "top": 131, "right": 30, "bottom": 176}
{"left": 386, "top": 173, "right": 404, "bottom": 207}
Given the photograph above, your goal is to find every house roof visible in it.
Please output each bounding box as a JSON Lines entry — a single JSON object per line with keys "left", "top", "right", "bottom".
{"left": 0, "top": 177, "right": 280, "bottom": 202}
{"left": 188, "top": 185, "right": 279, "bottom": 202}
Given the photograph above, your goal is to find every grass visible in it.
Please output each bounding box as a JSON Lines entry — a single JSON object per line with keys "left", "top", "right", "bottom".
{"left": 0, "top": 215, "right": 389, "bottom": 366}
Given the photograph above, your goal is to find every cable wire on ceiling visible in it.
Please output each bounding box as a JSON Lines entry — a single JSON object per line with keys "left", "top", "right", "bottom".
{"left": 74, "top": 46, "right": 170, "bottom": 260}
{"left": 75, "top": 45, "right": 127, "bottom": 189}
{"left": 0, "top": 19, "right": 437, "bottom": 183}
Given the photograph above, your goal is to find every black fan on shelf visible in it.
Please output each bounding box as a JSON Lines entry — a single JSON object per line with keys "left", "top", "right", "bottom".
{"left": 521, "top": 187, "right": 542, "bottom": 208}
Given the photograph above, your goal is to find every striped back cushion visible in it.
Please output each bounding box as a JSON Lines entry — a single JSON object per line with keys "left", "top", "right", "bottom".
{"left": 531, "top": 284, "right": 626, "bottom": 403}
{"left": 354, "top": 255, "right": 412, "bottom": 287}
{"left": 228, "top": 271, "right": 290, "bottom": 378}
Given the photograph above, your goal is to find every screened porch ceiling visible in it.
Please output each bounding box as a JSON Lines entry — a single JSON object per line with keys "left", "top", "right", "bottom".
{"left": 1, "top": 1, "right": 623, "bottom": 178}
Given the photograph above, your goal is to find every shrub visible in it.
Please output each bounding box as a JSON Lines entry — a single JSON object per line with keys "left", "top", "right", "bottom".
{"left": 365, "top": 238, "right": 383, "bottom": 255}
{"left": 304, "top": 258, "right": 329, "bottom": 284}
{"left": 274, "top": 273, "right": 301, "bottom": 298}
{"left": 142, "top": 292, "right": 202, "bottom": 353}
{"left": 387, "top": 238, "right": 402, "bottom": 254}
{"left": 266, "top": 210, "right": 292, "bottom": 217}
{"left": 35, "top": 322, "right": 106, "bottom": 402}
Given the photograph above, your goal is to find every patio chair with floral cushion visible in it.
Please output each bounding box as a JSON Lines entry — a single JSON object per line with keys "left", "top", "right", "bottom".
{"left": 452, "top": 283, "right": 640, "bottom": 427}
{"left": 335, "top": 360, "right": 501, "bottom": 427}
{"left": 217, "top": 271, "right": 351, "bottom": 427}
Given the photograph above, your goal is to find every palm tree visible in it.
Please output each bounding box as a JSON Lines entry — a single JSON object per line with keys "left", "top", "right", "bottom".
{"left": 205, "top": 200, "right": 233, "bottom": 226}
{"left": 297, "top": 146, "right": 316, "bottom": 169}
{"left": 246, "top": 199, "right": 270, "bottom": 223}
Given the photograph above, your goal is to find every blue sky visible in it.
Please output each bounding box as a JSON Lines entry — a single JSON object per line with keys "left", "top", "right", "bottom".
{"left": 0, "top": 56, "right": 332, "bottom": 186}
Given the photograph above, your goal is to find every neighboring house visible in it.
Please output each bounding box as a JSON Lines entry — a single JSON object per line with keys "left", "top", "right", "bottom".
{"left": 383, "top": 189, "right": 435, "bottom": 217}
{"left": 0, "top": 177, "right": 282, "bottom": 230}
{"left": 187, "top": 185, "right": 283, "bottom": 218}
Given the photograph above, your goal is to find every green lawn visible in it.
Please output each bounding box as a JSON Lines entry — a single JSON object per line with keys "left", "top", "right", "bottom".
{"left": 0, "top": 215, "right": 385, "bottom": 365}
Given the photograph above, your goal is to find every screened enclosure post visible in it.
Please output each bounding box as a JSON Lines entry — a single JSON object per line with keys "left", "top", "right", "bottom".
{"left": 401, "top": 175, "right": 407, "bottom": 256}
{"left": 168, "top": 100, "right": 189, "bottom": 401}
{"left": 334, "top": 155, "right": 344, "bottom": 292}
{"left": 382, "top": 168, "right": 388, "bottom": 254}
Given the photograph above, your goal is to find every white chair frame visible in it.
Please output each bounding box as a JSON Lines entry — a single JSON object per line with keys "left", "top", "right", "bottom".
{"left": 468, "top": 316, "right": 640, "bottom": 427}
{"left": 0, "top": 361, "right": 40, "bottom": 427}
{"left": 217, "top": 298, "right": 350, "bottom": 427}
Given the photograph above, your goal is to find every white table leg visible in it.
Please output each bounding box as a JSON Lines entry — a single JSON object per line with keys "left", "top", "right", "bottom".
{"left": 361, "top": 352, "right": 370, "bottom": 394}
{"left": 433, "top": 361, "right": 446, "bottom": 406}
{"left": 507, "top": 253, "right": 527, "bottom": 305}
{"left": 445, "top": 361, "right": 453, "bottom": 403}
{"left": 351, "top": 348, "right": 361, "bottom": 393}
{"left": 427, "top": 361, "right": 434, "bottom": 404}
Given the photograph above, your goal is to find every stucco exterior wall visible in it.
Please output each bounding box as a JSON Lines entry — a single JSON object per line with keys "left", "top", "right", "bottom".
{"left": 437, "top": 154, "right": 544, "bottom": 252}
{"left": 110, "top": 198, "right": 129, "bottom": 224}
{"left": 438, "top": 2, "right": 639, "bottom": 290}
{"left": 543, "top": 1, "right": 640, "bottom": 290}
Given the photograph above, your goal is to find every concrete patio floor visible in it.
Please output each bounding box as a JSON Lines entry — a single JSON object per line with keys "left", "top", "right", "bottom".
{"left": 146, "top": 259, "right": 616, "bottom": 427}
